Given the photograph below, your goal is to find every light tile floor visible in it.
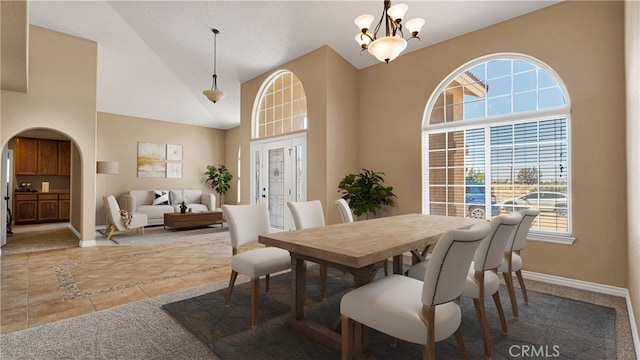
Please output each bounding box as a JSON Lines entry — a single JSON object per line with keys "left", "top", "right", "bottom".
{"left": 1, "top": 234, "right": 232, "bottom": 335}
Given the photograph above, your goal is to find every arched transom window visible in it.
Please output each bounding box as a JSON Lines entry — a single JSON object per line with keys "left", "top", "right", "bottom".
{"left": 422, "top": 54, "right": 573, "bottom": 244}
{"left": 253, "top": 70, "right": 307, "bottom": 139}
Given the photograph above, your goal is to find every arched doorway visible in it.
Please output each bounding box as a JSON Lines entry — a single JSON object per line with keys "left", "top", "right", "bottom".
{"left": 1, "top": 128, "right": 81, "bottom": 254}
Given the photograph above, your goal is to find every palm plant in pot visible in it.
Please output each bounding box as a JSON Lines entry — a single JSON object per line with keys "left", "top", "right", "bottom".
{"left": 204, "top": 164, "right": 233, "bottom": 208}
{"left": 338, "top": 168, "right": 397, "bottom": 219}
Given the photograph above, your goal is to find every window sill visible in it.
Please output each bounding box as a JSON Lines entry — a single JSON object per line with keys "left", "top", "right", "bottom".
{"left": 528, "top": 231, "right": 575, "bottom": 245}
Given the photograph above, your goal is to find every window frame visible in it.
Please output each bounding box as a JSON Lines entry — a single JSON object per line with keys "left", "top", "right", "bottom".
{"left": 251, "top": 69, "right": 307, "bottom": 140}
{"left": 422, "top": 53, "right": 574, "bottom": 245}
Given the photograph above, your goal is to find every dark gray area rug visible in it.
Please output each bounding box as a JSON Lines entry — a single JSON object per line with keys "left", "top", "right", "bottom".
{"left": 163, "top": 270, "right": 616, "bottom": 360}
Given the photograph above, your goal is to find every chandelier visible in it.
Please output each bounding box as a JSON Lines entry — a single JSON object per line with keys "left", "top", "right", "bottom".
{"left": 203, "top": 28, "right": 226, "bottom": 103}
{"left": 354, "top": 1, "right": 425, "bottom": 64}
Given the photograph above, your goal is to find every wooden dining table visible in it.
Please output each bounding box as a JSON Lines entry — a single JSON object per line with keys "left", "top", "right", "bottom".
{"left": 258, "top": 213, "right": 482, "bottom": 354}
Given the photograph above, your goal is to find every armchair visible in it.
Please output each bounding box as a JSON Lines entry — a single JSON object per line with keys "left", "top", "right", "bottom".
{"left": 103, "top": 195, "right": 147, "bottom": 241}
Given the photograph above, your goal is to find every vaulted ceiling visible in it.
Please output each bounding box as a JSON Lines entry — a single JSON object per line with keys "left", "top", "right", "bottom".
{"left": 4, "top": 1, "right": 560, "bottom": 129}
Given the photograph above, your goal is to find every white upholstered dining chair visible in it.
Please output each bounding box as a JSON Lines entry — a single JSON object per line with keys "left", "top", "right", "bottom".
{"left": 498, "top": 207, "right": 540, "bottom": 319}
{"left": 340, "top": 221, "right": 491, "bottom": 360}
{"left": 407, "top": 212, "right": 522, "bottom": 359}
{"left": 463, "top": 212, "right": 521, "bottom": 359}
{"left": 287, "top": 200, "right": 329, "bottom": 300}
{"left": 334, "top": 198, "right": 388, "bottom": 276}
{"left": 103, "top": 195, "right": 147, "bottom": 240}
{"left": 335, "top": 198, "right": 354, "bottom": 224}
{"left": 222, "top": 203, "right": 291, "bottom": 328}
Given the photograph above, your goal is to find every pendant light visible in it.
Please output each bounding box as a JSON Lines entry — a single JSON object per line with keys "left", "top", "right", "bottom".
{"left": 354, "top": 1, "right": 425, "bottom": 64}
{"left": 203, "top": 28, "right": 226, "bottom": 103}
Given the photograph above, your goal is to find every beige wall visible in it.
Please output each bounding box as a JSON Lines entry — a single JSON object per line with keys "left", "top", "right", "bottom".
{"left": 232, "top": 46, "right": 359, "bottom": 222}
{"left": 626, "top": 0, "right": 640, "bottom": 341}
{"left": 96, "top": 112, "right": 226, "bottom": 225}
{"left": 325, "top": 49, "right": 359, "bottom": 224}
{"left": 357, "top": 1, "right": 628, "bottom": 287}
{"left": 1, "top": 25, "right": 97, "bottom": 242}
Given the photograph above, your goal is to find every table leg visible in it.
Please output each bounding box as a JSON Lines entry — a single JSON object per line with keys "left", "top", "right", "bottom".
{"left": 393, "top": 254, "right": 403, "bottom": 275}
{"left": 291, "top": 255, "right": 306, "bottom": 320}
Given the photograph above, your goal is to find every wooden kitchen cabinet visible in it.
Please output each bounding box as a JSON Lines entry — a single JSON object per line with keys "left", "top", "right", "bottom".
{"left": 14, "top": 138, "right": 39, "bottom": 176}
{"left": 38, "top": 140, "right": 59, "bottom": 175}
{"left": 14, "top": 137, "right": 71, "bottom": 176}
{"left": 58, "top": 193, "right": 71, "bottom": 220}
{"left": 38, "top": 194, "right": 59, "bottom": 222}
{"left": 14, "top": 193, "right": 38, "bottom": 224}
{"left": 13, "top": 192, "right": 70, "bottom": 224}
{"left": 58, "top": 141, "right": 71, "bottom": 176}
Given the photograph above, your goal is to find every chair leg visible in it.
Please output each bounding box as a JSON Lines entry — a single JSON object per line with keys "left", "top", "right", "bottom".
{"left": 341, "top": 315, "right": 352, "bottom": 360}
{"left": 224, "top": 270, "right": 238, "bottom": 307}
{"left": 265, "top": 274, "right": 270, "bottom": 293}
{"left": 472, "top": 297, "right": 492, "bottom": 360}
{"left": 503, "top": 271, "right": 519, "bottom": 319}
{"left": 421, "top": 306, "right": 437, "bottom": 360}
{"left": 320, "top": 264, "right": 327, "bottom": 300}
{"left": 493, "top": 291, "right": 508, "bottom": 335}
{"left": 251, "top": 277, "right": 259, "bottom": 328}
{"left": 140, "top": 226, "right": 145, "bottom": 236}
{"left": 454, "top": 325, "right": 469, "bottom": 360}
{"left": 104, "top": 225, "right": 114, "bottom": 240}
{"left": 383, "top": 260, "right": 388, "bottom": 276}
{"left": 516, "top": 270, "right": 528, "bottom": 305}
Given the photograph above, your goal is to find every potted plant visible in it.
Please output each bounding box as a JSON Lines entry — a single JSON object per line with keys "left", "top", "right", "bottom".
{"left": 338, "top": 168, "right": 397, "bottom": 219}
{"left": 204, "top": 164, "right": 233, "bottom": 207}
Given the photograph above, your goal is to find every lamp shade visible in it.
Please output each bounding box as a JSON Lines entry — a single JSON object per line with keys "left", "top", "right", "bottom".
{"left": 203, "top": 89, "right": 226, "bottom": 103}
{"left": 387, "top": 3, "right": 408, "bottom": 22}
{"left": 405, "top": 18, "right": 425, "bottom": 36}
{"left": 97, "top": 161, "right": 119, "bottom": 175}
{"left": 367, "top": 36, "right": 407, "bottom": 63}
{"left": 354, "top": 14, "right": 374, "bottom": 31}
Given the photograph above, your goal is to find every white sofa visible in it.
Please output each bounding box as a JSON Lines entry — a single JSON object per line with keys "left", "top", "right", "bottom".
{"left": 120, "top": 190, "right": 216, "bottom": 226}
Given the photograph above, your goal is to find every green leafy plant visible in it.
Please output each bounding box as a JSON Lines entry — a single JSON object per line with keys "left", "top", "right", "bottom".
{"left": 338, "top": 168, "right": 397, "bottom": 219}
{"left": 204, "top": 164, "right": 233, "bottom": 206}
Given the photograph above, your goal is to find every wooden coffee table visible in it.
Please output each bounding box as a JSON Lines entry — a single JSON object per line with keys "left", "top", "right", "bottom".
{"left": 164, "top": 211, "right": 224, "bottom": 230}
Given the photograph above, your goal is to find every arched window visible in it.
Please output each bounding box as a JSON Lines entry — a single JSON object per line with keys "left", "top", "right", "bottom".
{"left": 422, "top": 54, "right": 573, "bottom": 244}
{"left": 253, "top": 70, "right": 307, "bottom": 139}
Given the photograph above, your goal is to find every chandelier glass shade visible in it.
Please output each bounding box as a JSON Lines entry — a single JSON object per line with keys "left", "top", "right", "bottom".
{"left": 203, "top": 28, "right": 226, "bottom": 103}
{"left": 354, "top": 1, "right": 425, "bottom": 64}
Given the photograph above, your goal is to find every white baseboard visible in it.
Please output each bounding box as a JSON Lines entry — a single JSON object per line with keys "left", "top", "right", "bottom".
{"left": 522, "top": 270, "right": 639, "bottom": 357}
{"left": 79, "top": 240, "right": 97, "bottom": 247}
{"left": 67, "top": 223, "right": 81, "bottom": 239}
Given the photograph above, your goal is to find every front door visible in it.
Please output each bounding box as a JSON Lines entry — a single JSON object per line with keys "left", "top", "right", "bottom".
{"left": 251, "top": 133, "right": 306, "bottom": 231}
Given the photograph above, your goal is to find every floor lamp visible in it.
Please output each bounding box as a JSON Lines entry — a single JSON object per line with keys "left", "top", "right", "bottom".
{"left": 97, "top": 161, "right": 119, "bottom": 233}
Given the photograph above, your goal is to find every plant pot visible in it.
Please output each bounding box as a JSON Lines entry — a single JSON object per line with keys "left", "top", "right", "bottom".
{"left": 180, "top": 208, "right": 186, "bottom": 214}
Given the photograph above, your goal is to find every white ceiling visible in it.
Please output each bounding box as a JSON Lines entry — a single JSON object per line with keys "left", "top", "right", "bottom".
{"left": 28, "top": 0, "right": 560, "bottom": 130}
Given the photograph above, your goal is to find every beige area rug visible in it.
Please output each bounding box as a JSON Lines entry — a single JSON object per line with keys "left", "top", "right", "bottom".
{"left": 96, "top": 225, "right": 229, "bottom": 246}
{"left": 1, "top": 226, "right": 78, "bottom": 255}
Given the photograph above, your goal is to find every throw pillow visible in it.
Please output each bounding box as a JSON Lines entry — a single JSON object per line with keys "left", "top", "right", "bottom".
{"left": 153, "top": 190, "right": 169, "bottom": 205}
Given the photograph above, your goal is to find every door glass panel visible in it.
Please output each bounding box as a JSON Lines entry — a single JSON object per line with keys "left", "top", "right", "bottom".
{"left": 254, "top": 150, "right": 261, "bottom": 205}
{"left": 268, "top": 148, "right": 285, "bottom": 230}
{"left": 295, "top": 145, "right": 303, "bottom": 202}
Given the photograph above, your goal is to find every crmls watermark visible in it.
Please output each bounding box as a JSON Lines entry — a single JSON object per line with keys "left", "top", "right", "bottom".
{"left": 509, "top": 345, "right": 561, "bottom": 358}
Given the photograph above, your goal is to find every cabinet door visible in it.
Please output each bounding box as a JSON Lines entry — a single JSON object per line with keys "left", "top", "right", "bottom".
{"left": 38, "top": 140, "right": 59, "bottom": 175}
{"left": 58, "top": 194, "right": 71, "bottom": 220}
{"left": 38, "top": 194, "right": 59, "bottom": 221}
{"left": 58, "top": 141, "right": 71, "bottom": 176}
{"left": 14, "top": 194, "right": 38, "bottom": 224}
{"left": 14, "top": 138, "right": 39, "bottom": 175}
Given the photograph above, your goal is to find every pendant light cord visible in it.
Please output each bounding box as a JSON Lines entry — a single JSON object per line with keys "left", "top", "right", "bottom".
{"left": 212, "top": 28, "right": 220, "bottom": 91}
